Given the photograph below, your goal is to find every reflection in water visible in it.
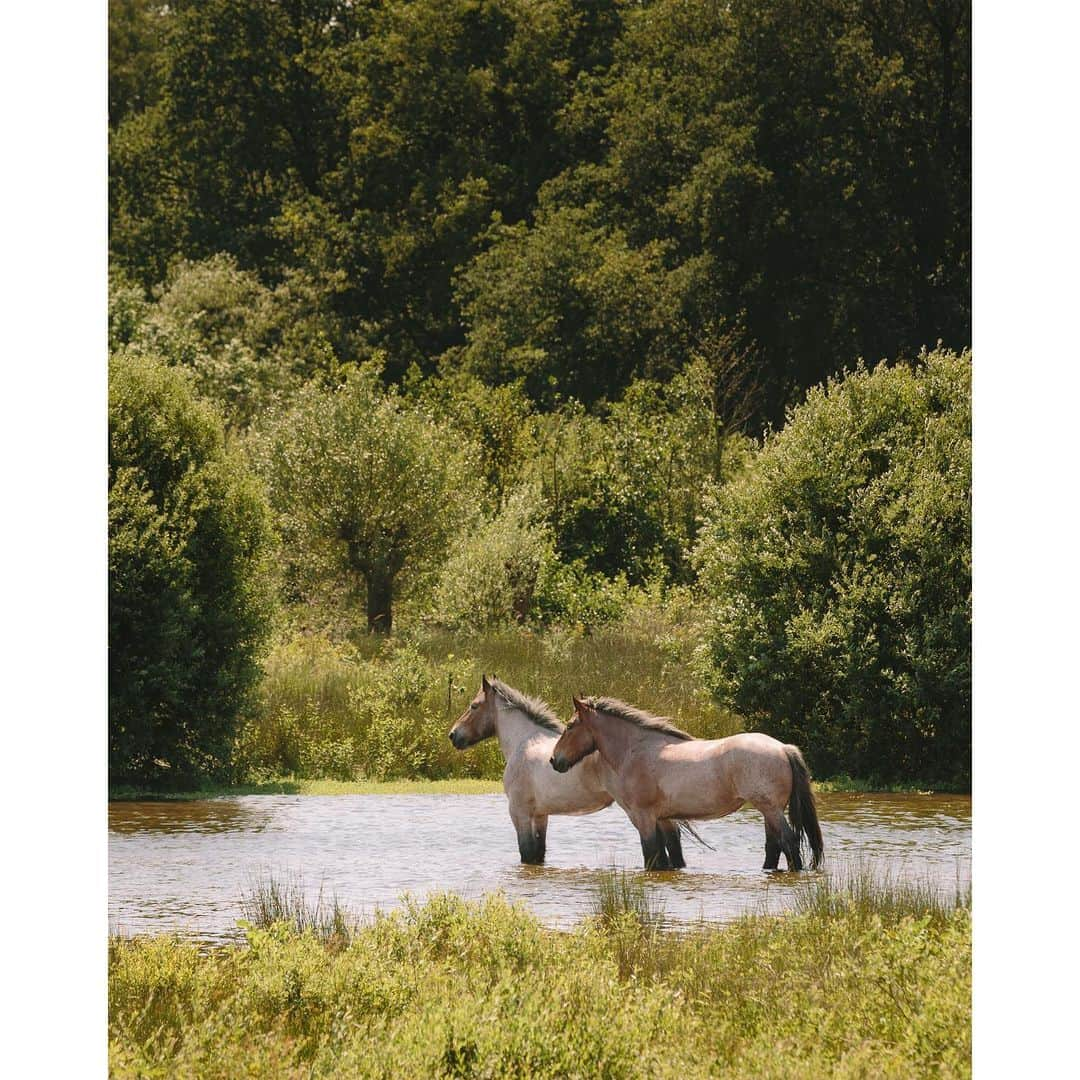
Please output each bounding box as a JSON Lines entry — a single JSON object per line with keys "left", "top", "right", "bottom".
{"left": 109, "top": 792, "right": 971, "bottom": 943}
{"left": 107, "top": 798, "right": 274, "bottom": 835}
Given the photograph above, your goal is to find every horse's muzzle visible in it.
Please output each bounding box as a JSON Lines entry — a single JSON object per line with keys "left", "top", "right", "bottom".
{"left": 550, "top": 756, "right": 568, "bottom": 773}
{"left": 449, "top": 731, "right": 465, "bottom": 750}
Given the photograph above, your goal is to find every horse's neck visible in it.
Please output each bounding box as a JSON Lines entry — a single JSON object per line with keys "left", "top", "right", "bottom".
{"left": 588, "top": 712, "right": 634, "bottom": 771}
{"left": 494, "top": 703, "right": 542, "bottom": 759}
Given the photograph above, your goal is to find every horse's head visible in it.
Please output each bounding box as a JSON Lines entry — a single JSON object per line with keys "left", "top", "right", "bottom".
{"left": 449, "top": 674, "right": 498, "bottom": 749}
{"left": 549, "top": 696, "right": 597, "bottom": 772}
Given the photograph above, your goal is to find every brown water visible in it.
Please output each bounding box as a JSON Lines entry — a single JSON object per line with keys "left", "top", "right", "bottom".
{"left": 109, "top": 792, "right": 970, "bottom": 943}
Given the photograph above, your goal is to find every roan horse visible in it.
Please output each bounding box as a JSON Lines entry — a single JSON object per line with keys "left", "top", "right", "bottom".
{"left": 550, "top": 696, "right": 823, "bottom": 871}
{"left": 448, "top": 675, "right": 614, "bottom": 864}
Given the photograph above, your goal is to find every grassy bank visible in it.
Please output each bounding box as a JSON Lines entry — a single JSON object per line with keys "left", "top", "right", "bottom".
{"left": 109, "top": 777, "right": 505, "bottom": 801}
{"left": 109, "top": 774, "right": 964, "bottom": 801}
{"left": 109, "top": 871, "right": 970, "bottom": 1078}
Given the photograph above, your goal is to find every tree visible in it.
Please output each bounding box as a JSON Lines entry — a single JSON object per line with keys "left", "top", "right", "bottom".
{"left": 109, "top": 352, "right": 276, "bottom": 786}
{"left": 251, "top": 364, "right": 479, "bottom": 633}
{"left": 694, "top": 349, "right": 971, "bottom": 785}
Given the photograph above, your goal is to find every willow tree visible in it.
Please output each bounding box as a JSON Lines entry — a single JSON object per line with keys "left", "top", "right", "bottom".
{"left": 253, "top": 364, "right": 478, "bottom": 633}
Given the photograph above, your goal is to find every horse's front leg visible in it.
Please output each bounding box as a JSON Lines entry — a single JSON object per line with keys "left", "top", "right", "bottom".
{"left": 510, "top": 805, "right": 545, "bottom": 865}
{"left": 658, "top": 820, "right": 686, "bottom": 869}
{"left": 531, "top": 814, "right": 548, "bottom": 864}
{"left": 631, "top": 812, "right": 670, "bottom": 870}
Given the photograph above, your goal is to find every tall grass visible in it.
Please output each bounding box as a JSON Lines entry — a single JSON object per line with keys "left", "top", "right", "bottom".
{"left": 239, "top": 872, "right": 353, "bottom": 951}
{"left": 237, "top": 602, "right": 739, "bottom": 783}
{"left": 793, "top": 860, "right": 972, "bottom": 924}
{"left": 591, "top": 869, "right": 665, "bottom": 932}
{"left": 110, "top": 883, "right": 972, "bottom": 1078}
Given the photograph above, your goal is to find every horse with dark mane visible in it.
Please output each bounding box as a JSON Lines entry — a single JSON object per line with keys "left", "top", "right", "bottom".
{"left": 449, "top": 675, "right": 614, "bottom": 864}
{"left": 550, "top": 696, "right": 823, "bottom": 871}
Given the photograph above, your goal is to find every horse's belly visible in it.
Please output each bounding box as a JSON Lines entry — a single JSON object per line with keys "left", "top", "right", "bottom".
{"left": 654, "top": 765, "right": 738, "bottom": 819}
{"left": 534, "top": 769, "right": 612, "bottom": 816}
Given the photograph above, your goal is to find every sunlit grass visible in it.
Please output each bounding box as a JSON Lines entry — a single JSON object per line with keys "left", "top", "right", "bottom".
{"left": 236, "top": 611, "right": 739, "bottom": 784}
{"left": 110, "top": 879, "right": 971, "bottom": 1078}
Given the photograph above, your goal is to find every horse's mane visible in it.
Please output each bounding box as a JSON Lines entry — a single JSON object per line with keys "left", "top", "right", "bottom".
{"left": 489, "top": 678, "right": 565, "bottom": 734}
{"left": 584, "top": 697, "right": 695, "bottom": 741}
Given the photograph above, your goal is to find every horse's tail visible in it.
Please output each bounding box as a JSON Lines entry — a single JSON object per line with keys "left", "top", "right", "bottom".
{"left": 785, "top": 745, "right": 824, "bottom": 870}
{"left": 677, "top": 819, "right": 715, "bottom": 851}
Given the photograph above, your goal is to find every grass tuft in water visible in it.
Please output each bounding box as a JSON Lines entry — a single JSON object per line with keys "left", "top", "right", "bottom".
{"left": 240, "top": 871, "right": 354, "bottom": 950}
{"left": 793, "top": 859, "right": 971, "bottom": 924}
{"left": 591, "top": 868, "right": 665, "bottom": 933}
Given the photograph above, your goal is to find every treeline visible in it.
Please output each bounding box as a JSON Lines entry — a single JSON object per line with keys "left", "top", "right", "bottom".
{"left": 108, "top": 0, "right": 971, "bottom": 789}
{"left": 110, "top": 0, "right": 970, "bottom": 422}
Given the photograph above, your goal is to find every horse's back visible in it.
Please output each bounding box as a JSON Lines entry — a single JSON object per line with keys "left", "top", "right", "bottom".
{"left": 654, "top": 731, "right": 792, "bottom": 809}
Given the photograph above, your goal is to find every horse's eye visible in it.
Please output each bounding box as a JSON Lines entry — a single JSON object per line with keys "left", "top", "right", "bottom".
{"left": 470, "top": 702, "right": 480, "bottom": 710}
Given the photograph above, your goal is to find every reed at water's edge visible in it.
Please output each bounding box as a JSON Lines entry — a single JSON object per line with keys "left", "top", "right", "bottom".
{"left": 110, "top": 870, "right": 970, "bottom": 1078}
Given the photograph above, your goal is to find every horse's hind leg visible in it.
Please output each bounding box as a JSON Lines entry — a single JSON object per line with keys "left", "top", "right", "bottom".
{"left": 658, "top": 820, "right": 686, "bottom": 869}
{"left": 641, "top": 827, "right": 672, "bottom": 870}
{"left": 781, "top": 819, "right": 803, "bottom": 871}
{"left": 760, "top": 807, "right": 798, "bottom": 871}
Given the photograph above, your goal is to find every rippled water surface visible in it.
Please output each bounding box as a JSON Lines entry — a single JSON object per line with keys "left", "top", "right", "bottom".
{"left": 109, "top": 792, "right": 970, "bottom": 942}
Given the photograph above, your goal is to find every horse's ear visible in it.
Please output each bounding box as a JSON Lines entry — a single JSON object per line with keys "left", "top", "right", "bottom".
{"left": 572, "top": 696, "right": 585, "bottom": 712}
{"left": 482, "top": 674, "right": 491, "bottom": 693}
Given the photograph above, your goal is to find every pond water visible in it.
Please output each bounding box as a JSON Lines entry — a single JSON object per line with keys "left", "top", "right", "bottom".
{"left": 109, "top": 792, "right": 971, "bottom": 943}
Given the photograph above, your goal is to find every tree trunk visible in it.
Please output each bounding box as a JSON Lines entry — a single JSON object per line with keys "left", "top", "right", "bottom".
{"left": 366, "top": 572, "right": 394, "bottom": 635}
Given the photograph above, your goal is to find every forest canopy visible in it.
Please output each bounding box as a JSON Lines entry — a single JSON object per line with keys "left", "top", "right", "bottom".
{"left": 110, "top": 0, "right": 970, "bottom": 423}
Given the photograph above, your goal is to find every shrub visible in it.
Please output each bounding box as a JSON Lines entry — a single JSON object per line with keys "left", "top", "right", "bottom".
{"left": 695, "top": 349, "right": 971, "bottom": 785}
{"left": 432, "top": 484, "right": 553, "bottom": 630}
{"left": 109, "top": 352, "right": 276, "bottom": 786}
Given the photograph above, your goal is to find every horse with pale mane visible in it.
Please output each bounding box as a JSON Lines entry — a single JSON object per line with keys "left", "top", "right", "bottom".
{"left": 448, "top": 675, "right": 614, "bottom": 864}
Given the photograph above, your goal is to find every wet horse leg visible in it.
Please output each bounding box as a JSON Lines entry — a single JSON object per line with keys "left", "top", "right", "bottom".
{"left": 760, "top": 807, "right": 800, "bottom": 871}
{"left": 511, "top": 805, "right": 545, "bottom": 865}
{"left": 761, "top": 805, "right": 804, "bottom": 871}
{"left": 781, "top": 817, "right": 803, "bottom": 871}
{"left": 531, "top": 814, "right": 548, "bottom": 864}
{"left": 658, "top": 820, "right": 686, "bottom": 869}
{"left": 630, "top": 810, "right": 671, "bottom": 870}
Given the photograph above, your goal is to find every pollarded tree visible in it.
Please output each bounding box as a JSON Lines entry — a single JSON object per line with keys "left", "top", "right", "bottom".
{"left": 252, "top": 364, "right": 480, "bottom": 633}
{"left": 109, "top": 352, "right": 276, "bottom": 786}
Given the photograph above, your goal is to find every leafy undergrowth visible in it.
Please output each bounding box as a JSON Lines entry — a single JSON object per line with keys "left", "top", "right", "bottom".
{"left": 109, "top": 872, "right": 970, "bottom": 1078}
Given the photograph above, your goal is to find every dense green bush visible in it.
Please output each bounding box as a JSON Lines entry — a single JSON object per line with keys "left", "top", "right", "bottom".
{"left": 111, "top": 255, "right": 341, "bottom": 428}
{"left": 432, "top": 484, "right": 553, "bottom": 630}
{"left": 109, "top": 352, "right": 276, "bottom": 786}
{"left": 695, "top": 350, "right": 971, "bottom": 785}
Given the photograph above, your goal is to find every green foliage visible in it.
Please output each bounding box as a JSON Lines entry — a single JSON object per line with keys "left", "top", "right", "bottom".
{"left": 433, "top": 484, "right": 554, "bottom": 630}
{"left": 249, "top": 364, "right": 480, "bottom": 633}
{"left": 109, "top": 352, "right": 276, "bottom": 786}
{"left": 695, "top": 350, "right": 971, "bottom": 785}
{"left": 457, "top": 204, "right": 678, "bottom": 404}
{"left": 461, "top": 0, "right": 971, "bottom": 418}
{"left": 518, "top": 363, "right": 753, "bottom": 586}
{"left": 111, "top": 255, "right": 341, "bottom": 428}
{"left": 110, "top": 889, "right": 971, "bottom": 1078}
{"left": 405, "top": 368, "right": 540, "bottom": 505}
